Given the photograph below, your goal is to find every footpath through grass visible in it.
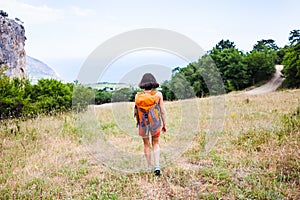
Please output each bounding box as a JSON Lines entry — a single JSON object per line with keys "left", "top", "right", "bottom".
{"left": 0, "top": 89, "right": 299, "bottom": 199}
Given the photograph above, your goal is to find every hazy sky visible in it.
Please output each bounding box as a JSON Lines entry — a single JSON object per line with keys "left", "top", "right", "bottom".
{"left": 1, "top": 0, "right": 299, "bottom": 82}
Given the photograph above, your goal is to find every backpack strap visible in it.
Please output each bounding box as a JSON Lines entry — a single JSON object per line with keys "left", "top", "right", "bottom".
{"left": 150, "top": 90, "right": 159, "bottom": 104}
{"left": 134, "top": 91, "right": 145, "bottom": 126}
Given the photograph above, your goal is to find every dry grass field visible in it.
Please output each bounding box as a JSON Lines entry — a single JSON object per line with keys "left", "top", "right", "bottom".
{"left": 1, "top": 89, "right": 299, "bottom": 199}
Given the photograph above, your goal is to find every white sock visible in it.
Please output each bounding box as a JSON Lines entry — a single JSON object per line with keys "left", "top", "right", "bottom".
{"left": 153, "top": 148, "right": 160, "bottom": 168}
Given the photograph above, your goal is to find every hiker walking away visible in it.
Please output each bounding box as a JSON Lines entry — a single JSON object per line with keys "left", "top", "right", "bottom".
{"left": 135, "top": 73, "right": 167, "bottom": 176}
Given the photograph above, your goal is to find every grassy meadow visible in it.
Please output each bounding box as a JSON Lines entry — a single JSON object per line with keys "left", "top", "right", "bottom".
{"left": 0, "top": 89, "right": 299, "bottom": 199}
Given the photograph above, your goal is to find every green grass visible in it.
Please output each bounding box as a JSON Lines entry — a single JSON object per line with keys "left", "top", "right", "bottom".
{"left": 0, "top": 89, "right": 299, "bottom": 199}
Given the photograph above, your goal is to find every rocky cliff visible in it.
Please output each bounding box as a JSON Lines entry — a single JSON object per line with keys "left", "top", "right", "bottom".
{"left": 0, "top": 12, "right": 26, "bottom": 78}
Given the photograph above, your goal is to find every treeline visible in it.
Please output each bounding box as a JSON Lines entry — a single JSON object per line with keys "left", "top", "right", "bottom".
{"left": 1, "top": 30, "right": 299, "bottom": 119}
{"left": 0, "top": 68, "right": 139, "bottom": 120}
{"left": 161, "top": 29, "right": 300, "bottom": 100}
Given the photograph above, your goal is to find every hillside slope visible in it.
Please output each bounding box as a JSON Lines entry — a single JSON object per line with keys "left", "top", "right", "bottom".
{"left": 1, "top": 89, "right": 299, "bottom": 199}
{"left": 26, "top": 56, "right": 61, "bottom": 83}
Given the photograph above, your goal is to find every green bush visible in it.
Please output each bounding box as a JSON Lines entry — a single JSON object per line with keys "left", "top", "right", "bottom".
{"left": 94, "top": 90, "right": 112, "bottom": 104}
{"left": 0, "top": 66, "right": 74, "bottom": 120}
{"left": 111, "top": 88, "right": 138, "bottom": 102}
{"left": 72, "top": 85, "right": 94, "bottom": 112}
{"left": 30, "top": 79, "right": 73, "bottom": 114}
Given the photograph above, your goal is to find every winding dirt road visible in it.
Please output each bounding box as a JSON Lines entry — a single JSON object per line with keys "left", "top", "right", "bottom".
{"left": 245, "top": 65, "right": 284, "bottom": 95}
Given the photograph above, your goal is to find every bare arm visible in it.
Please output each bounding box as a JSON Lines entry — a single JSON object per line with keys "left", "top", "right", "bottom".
{"left": 157, "top": 92, "right": 167, "bottom": 131}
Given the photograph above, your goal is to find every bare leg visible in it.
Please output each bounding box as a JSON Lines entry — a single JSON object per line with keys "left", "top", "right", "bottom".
{"left": 142, "top": 137, "right": 151, "bottom": 168}
{"left": 152, "top": 136, "right": 160, "bottom": 168}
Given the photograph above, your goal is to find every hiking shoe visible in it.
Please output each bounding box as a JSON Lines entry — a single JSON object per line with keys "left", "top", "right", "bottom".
{"left": 154, "top": 166, "right": 161, "bottom": 176}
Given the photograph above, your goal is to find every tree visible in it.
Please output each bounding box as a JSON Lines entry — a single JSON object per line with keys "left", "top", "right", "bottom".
{"left": 176, "top": 61, "right": 208, "bottom": 97}
{"left": 221, "top": 49, "right": 249, "bottom": 91}
{"left": 196, "top": 55, "right": 225, "bottom": 96}
{"left": 281, "top": 30, "right": 300, "bottom": 88}
{"left": 214, "top": 39, "right": 236, "bottom": 52}
{"left": 288, "top": 30, "right": 300, "bottom": 46}
{"left": 276, "top": 45, "right": 289, "bottom": 64}
{"left": 111, "top": 88, "right": 134, "bottom": 102}
{"left": 253, "top": 39, "right": 279, "bottom": 51}
{"left": 0, "top": 10, "right": 8, "bottom": 17}
{"left": 209, "top": 39, "right": 238, "bottom": 75}
{"left": 169, "top": 73, "right": 195, "bottom": 99}
{"left": 161, "top": 81, "right": 176, "bottom": 101}
{"left": 210, "top": 45, "right": 249, "bottom": 92}
{"left": 172, "top": 66, "right": 181, "bottom": 75}
{"left": 245, "top": 49, "right": 276, "bottom": 85}
{"left": 95, "top": 90, "right": 112, "bottom": 104}
{"left": 282, "top": 43, "right": 300, "bottom": 88}
{"left": 72, "top": 84, "right": 94, "bottom": 112}
{"left": 252, "top": 39, "right": 282, "bottom": 64}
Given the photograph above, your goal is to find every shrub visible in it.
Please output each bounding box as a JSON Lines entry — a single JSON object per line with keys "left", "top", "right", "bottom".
{"left": 0, "top": 66, "right": 74, "bottom": 120}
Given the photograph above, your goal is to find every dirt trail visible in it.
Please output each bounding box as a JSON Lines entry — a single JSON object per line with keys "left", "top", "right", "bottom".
{"left": 245, "top": 65, "right": 284, "bottom": 95}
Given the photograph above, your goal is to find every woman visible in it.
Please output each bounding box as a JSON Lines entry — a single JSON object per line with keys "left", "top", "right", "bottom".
{"left": 135, "top": 73, "right": 167, "bottom": 176}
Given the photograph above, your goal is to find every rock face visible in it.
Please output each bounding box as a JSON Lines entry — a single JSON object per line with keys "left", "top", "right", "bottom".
{"left": 0, "top": 13, "right": 26, "bottom": 78}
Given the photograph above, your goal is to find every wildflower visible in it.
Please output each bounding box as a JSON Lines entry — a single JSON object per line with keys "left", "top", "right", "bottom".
{"left": 231, "top": 112, "right": 237, "bottom": 119}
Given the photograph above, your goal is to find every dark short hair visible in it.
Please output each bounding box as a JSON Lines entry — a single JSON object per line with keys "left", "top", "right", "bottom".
{"left": 138, "top": 73, "right": 159, "bottom": 90}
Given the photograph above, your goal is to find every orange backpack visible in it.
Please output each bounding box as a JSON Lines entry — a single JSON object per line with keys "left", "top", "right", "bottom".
{"left": 134, "top": 90, "right": 161, "bottom": 135}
